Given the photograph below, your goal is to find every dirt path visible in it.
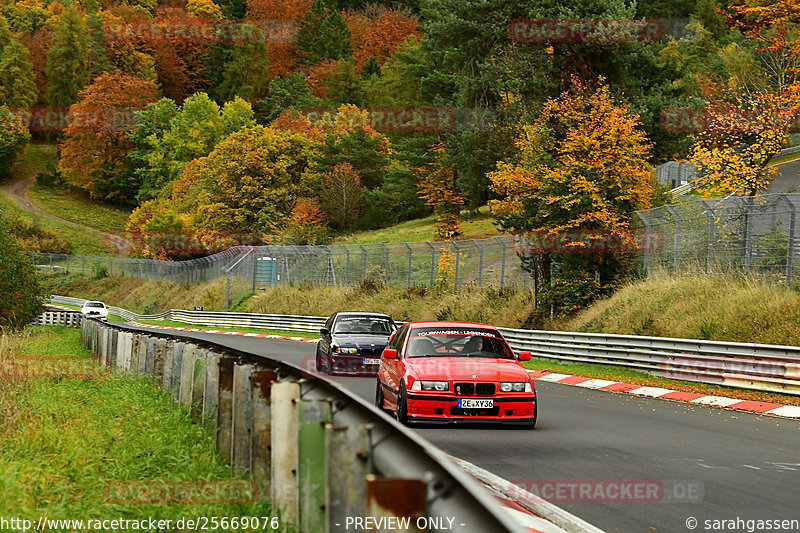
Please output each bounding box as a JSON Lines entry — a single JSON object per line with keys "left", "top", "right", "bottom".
{"left": 1, "top": 163, "right": 133, "bottom": 257}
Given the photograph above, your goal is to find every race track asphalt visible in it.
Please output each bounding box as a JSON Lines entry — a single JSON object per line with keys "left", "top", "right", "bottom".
{"left": 112, "top": 323, "right": 800, "bottom": 533}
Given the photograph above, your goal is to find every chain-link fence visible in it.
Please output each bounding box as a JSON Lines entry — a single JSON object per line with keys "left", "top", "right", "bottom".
{"left": 34, "top": 235, "right": 541, "bottom": 297}
{"left": 634, "top": 193, "right": 800, "bottom": 283}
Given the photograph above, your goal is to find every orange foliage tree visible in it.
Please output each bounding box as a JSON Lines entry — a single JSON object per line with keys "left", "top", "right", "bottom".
{"left": 345, "top": 8, "right": 419, "bottom": 71}
{"left": 60, "top": 72, "right": 159, "bottom": 201}
{"left": 418, "top": 146, "right": 464, "bottom": 240}
{"left": 489, "top": 78, "right": 654, "bottom": 315}
{"left": 246, "top": 0, "right": 310, "bottom": 77}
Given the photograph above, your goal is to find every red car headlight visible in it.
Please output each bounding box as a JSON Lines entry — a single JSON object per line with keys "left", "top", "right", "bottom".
{"left": 500, "top": 382, "right": 532, "bottom": 393}
{"left": 411, "top": 380, "right": 448, "bottom": 391}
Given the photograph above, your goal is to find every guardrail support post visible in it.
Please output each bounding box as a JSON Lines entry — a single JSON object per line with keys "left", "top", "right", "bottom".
{"left": 145, "top": 337, "right": 157, "bottom": 374}
{"left": 170, "top": 343, "right": 184, "bottom": 399}
{"left": 161, "top": 341, "right": 174, "bottom": 390}
{"left": 216, "top": 357, "right": 236, "bottom": 462}
{"left": 297, "top": 399, "right": 331, "bottom": 533}
{"left": 251, "top": 370, "right": 277, "bottom": 498}
{"left": 178, "top": 344, "right": 197, "bottom": 406}
{"left": 203, "top": 352, "right": 221, "bottom": 429}
{"left": 326, "top": 424, "right": 370, "bottom": 531}
{"left": 271, "top": 381, "right": 300, "bottom": 525}
{"left": 191, "top": 350, "right": 208, "bottom": 421}
{"left": 232, "top": 363, "right": 255, "bottom": 473}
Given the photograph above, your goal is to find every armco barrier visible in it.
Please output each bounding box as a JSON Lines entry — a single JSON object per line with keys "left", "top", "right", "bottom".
{"left": 56, "top": 295, "right": 800, "bottom": 396}
{"left": 79, "top": 317, "right": 533, "bottom": 533}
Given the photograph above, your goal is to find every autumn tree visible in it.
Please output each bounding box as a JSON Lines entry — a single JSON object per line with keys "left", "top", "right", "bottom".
{"left": 60, "top": 72, "right": 159, "bottom": 201}
{"left": 45, "top": 4, "right": 90, "bottom": 109}
{"left": 0, "top": 106, "right": 31, "bottom": 178}
{"left": 490, "top": 79, "right": 654, "bottom": 316}
{"left": 211, "top": 23, "right": 270, "bottom": 102}
{"left": 311, "top": 105, "right": 390, "bottom": 189}
{"left": 0, "top": 211, "right": 45, "bottom": 330}
{"left": 690, "top": 95, "right": 794, "bottom": 196}
{"left": 254, "top": 72, "right": 324, "bottom": 123}
{"left": 129, "top": 94, "right": 255, "bottom": 202}
{"left": 418, "top": 146, "right": 464, "bottom": 240}
{"left": 318, "top": 162, "right": 365, "bottom": 230}
{"left": 293, "top": 0, "right": 353, "bottom": 67}
{"left": 274, "top": 198, "right": 329, "bottom": 245}
{"left": 0, "top": 37, "right": 38, "bottom": 108}
{"left": 85, "top": 0, "right": 112, "bottom": 78}
{"left": 193, "top": 126, "right": 319, "bottom": 232}
{"left": 346, "top": 8, "right": 420, "bottom": 71}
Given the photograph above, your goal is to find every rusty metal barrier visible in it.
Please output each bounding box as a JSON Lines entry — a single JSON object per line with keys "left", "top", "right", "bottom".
{"left": 80, "top": 317, "right": 531, "bottom": 533}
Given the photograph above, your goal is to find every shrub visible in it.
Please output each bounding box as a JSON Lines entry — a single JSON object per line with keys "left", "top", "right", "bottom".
{"left": 0, "top": 211, "right": 46, "bottom": 330}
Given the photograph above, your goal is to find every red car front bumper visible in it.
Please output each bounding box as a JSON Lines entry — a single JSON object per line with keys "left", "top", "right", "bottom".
{"left": 406, "top": 392, "right": 536, "bottom": 424}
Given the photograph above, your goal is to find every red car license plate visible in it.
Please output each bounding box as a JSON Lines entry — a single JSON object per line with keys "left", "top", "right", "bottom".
{"left": 458, "top": 399, "right": 493, "bottom": 409}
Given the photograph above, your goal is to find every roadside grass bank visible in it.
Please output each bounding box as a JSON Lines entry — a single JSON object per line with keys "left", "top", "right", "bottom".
{"left": 567, "top": 272, "right": 800, "bottom": 346}
{"left": 28, "top": 184, "right": 131, "bottom": 236}
{"left": 132, "top": 319, "right": 317, "bottom": 339}
{"left": 1, "top": 144, "right": 111, "bottom": 256}
{"left": 333, "top": 205, "right": 500, "bottom": 244}
{"left": 0, "top": 326, "right": 281, "bottom": 529}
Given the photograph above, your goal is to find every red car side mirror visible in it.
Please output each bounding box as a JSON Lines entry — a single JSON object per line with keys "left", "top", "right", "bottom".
{"left": 518, "top": 351, "right": 532, "bottom": 361}
{"left": 383, "top": 348, "right": 397, "bottom": 359}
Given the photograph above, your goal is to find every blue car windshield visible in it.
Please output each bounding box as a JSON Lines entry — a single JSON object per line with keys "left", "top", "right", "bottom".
{"left": 334, "top": 317, "right": 395, "bottom": 335}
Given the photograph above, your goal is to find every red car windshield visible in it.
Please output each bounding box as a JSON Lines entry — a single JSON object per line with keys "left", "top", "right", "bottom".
{"left": 405, "top": 327, "right": 513, "bottom": 359}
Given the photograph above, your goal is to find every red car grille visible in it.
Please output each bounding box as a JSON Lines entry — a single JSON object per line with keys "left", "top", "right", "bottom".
{"left": 454, "top": 383, "right": 495, "bottom": 396}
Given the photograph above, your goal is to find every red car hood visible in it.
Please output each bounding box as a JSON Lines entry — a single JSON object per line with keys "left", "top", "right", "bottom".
{"left": 406, "top": 357, "right": 530, "bottom": 382}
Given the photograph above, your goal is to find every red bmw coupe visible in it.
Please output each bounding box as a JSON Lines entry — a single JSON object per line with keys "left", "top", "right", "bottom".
{"left": 375, "top": 321, "right": 537, "bottom": 428}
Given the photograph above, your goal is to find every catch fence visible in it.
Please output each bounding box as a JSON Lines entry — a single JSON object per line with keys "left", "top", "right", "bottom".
{"left": 635, "top": 193, "right": 800, "bottom": 284}
{"left": 34, "top": 236, "right": 542, "bottom": 295}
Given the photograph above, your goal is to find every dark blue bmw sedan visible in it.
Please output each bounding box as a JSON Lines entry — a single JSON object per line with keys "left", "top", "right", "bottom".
{"left": 316, "top": 312, "right": 398, "bottom": 375}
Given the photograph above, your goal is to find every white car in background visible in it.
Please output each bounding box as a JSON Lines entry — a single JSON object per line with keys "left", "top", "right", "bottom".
{"left": 80, "top": 301, "right": 108, "bottom": 321}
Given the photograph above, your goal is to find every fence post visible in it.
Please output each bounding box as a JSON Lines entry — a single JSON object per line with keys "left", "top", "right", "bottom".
{"left": 425, "top": 241, "right": 435, "bottom": 289}
{"left": 452, "top": 241, "right": 460, "bottom": 290}
{"left": 379, "top": 243, "right": 389, "bottom": 283}
{"left": 66, "top": 255, "right": 70, "bottom": 274}
{"left": 342, "top": 245, "right": 350, "bottom": 285}
{"left": 666, "top": 205, "right": 681, "bottom": 274}
{"left": 225, "top": 274, "right": 230, "bottom": 312}
{"left": 744, "top": 197, "right": 753, "bottom": 274}
{"left": 358, "top": 244, "right": 367, "bottom": 282}
{"left": 635, "top": 212, "right": 652, "bottom": 275}
{"left": 495, "top": 236, "right": 507, "bottom": 288}
{"left": 251, "top": 249, "right": 257, "bottom": 295}
{"left": 403, "top": 242, "right": 412, "bottom": 288}
{"left": 472, "top": 238, "right": 484, "bottom": 287}
{"left": 82, "top": 256, "right": 86, "bottom": 275}
{"left": 700, "top": 199, "right": 716, "bottom": 274}
{"left": 784, "top": 194, "right": 796, "bottom": 285}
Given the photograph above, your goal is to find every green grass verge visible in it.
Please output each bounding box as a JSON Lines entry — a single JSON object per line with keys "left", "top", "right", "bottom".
{"left": 28, "top": 184, "right": 131, "bottom": 236}
{"left": 1, "top": 145, "right": 113, "bottom": 256}
{"left": 523, "top": 357, "right": 800, "bottom": 407}
{"left": 132, "top": 318, "right": 318, "bottom": 339}
{"left": 334, "top": 205, "right": 501, "bottom": 244}
{"left": 0, "top": 327, "right": 284, "bottom": 530}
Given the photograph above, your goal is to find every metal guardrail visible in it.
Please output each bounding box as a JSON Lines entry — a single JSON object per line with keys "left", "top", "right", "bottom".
{"left": 33, "top": 310, "right": 83, "bottom": 327}
{"left": 50, "top": 296, "right": 325, "bottom": 332}
{"left": 54, "top": 295, "right": 800, "bottom": 396}
{"left": 80, "top": 317, "right": 532, "bottom": 533}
